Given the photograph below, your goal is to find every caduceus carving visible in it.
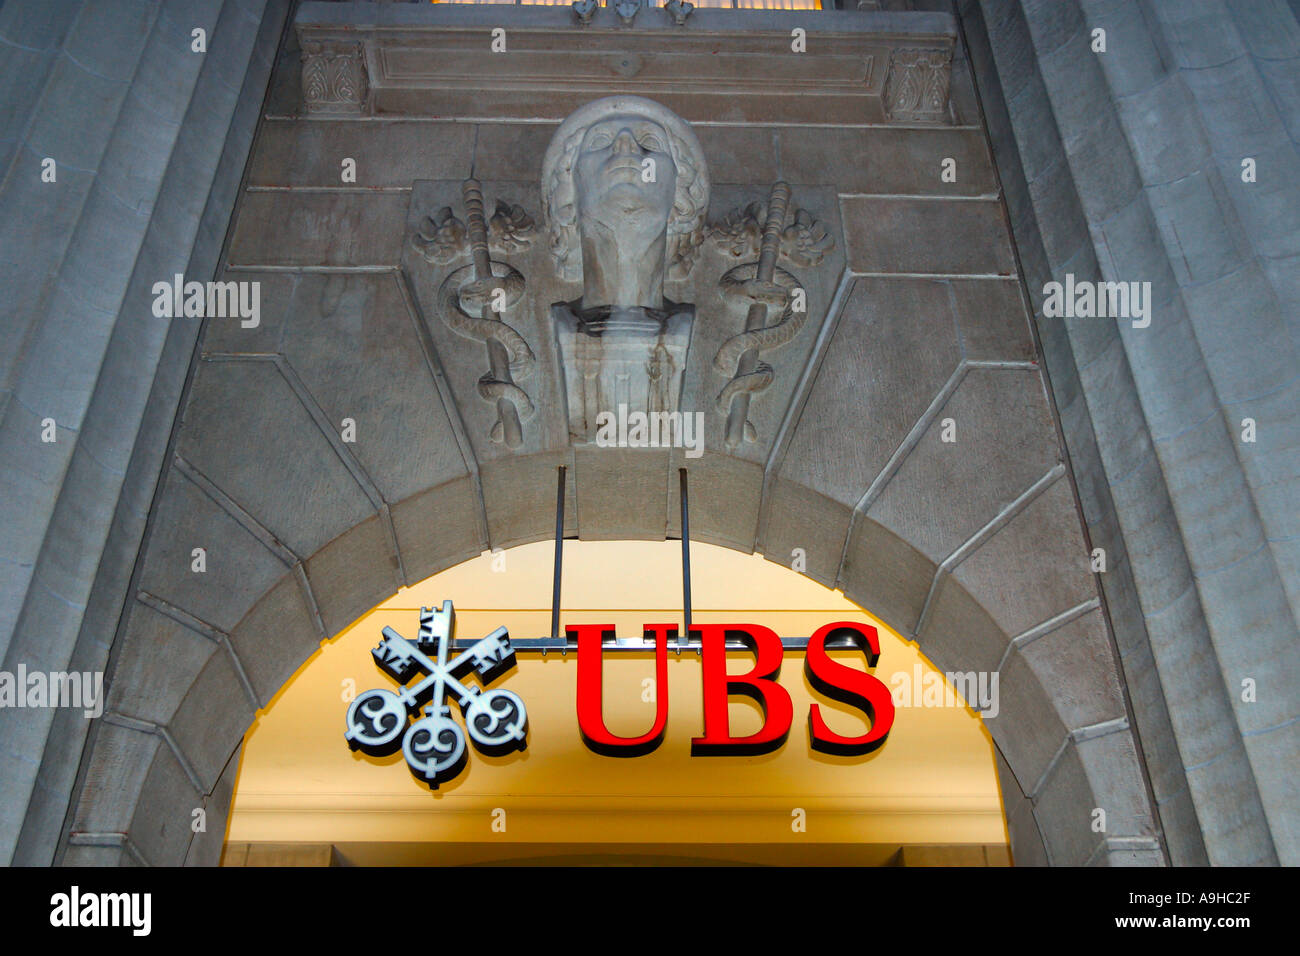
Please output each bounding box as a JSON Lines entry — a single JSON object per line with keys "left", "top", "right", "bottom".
{"left": 433, "top": 180, "right": 537, "bottom": 448}
{"left": 711, "top": 181, "right": 832, "bottom": 449}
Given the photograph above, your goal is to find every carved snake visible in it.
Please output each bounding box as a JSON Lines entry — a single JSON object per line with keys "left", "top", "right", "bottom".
{"left": 713, "top": 264, "right": 805, "bottom": 410}
{"left": 437, "top": 263, "right": 536, "bottom": 426}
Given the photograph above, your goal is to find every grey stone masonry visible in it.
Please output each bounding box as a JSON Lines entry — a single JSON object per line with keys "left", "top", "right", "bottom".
{"left": 959, "top": 0, "right": 1299, "bottom": 864}
{"left": 0, "top": 0, "right": 292, "bottom": 865}
{"left": 11, "top": 0, "right": 1290, "bottom": 868}
{"left": 45, "top": 2, "right": 1167, "bottom": 866}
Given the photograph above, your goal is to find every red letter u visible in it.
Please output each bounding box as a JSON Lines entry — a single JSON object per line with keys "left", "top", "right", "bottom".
{"left": 573, "top": 624, "right": 672, "bottom": 756}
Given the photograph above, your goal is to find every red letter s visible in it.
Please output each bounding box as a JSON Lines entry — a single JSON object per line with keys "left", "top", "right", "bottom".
{"left": 805, "top": 622, "right": 894, "bottom": 755}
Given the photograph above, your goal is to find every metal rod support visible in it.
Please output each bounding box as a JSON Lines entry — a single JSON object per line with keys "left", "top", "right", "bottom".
{"left": 452, "top": 636, "right": 861, "bottom": 654}
{"left": 550, "top": 465, "right": 566, "bottom": 645}
{"left": 680, "top": 467, "right": 692, "bottom": 644}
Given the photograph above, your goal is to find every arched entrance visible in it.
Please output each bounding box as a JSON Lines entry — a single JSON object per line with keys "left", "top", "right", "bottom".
{"left": 57, "top": 9, "right": 1162, "bottom": 867}
{"left": 221, "top": 540, "right": 1010, "bottom": 866}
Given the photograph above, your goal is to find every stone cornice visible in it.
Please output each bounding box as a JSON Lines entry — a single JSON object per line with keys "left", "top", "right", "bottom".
{"left": 294, "top": 2, "right": 956, "bottom": 125}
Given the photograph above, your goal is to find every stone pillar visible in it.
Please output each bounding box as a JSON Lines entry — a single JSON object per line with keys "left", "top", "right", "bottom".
{"left": 0, "top": 0, "right": 292, "bottom": 866}
{"left": 959, "top": 0, "right": 1299, "bottom": 865}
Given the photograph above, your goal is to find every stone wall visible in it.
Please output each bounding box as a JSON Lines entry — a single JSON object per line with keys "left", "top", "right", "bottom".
{"left": 0, "top": 0, "right": 292, "bottom": 866}
{"left": 959, "top": 0, "right": 1298, "bottom": 865}
{"left": 16, "top": 1, "right": 1279, "bottom": 866}
{"left": 44, "top": 3, "right": 1164, "bottom": 866}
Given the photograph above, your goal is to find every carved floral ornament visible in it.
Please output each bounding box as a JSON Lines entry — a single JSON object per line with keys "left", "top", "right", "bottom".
{"left": 411, "top": 95, "right": 835, "bottom": 452}
{"left": 882, "top": 46, "right": 952, "bottom": 124}
{"left": 299, "top": 40, "right": 368, "bottom": 114}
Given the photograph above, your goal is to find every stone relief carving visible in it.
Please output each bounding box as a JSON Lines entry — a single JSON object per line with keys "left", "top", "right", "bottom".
{"left": 412, "top": 200, "right": 535, "bottom": 266}
{"left": 664, "top": 1, "right": 695, "bottom": 27}
{"left": 710, "top": 199, "right": 835, "bottom": 269}
{"left": 709, "top": 183, "right": 835, "bottom": 449}
{"left": 300, "top": 40, "right": 368, "bottom": 115}
{"left": 882, "top": 47, "right": 951, "bottom": 124}
{"left": 434, "top": 180, "right": 538, "bottom": 449}
{"left": 542, "top": 96, "right": 710, "bottom": 443}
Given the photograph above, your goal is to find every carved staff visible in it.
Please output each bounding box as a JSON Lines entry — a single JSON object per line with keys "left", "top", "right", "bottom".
{"left": 463, "top": 179, "right": 524, "bottom": 450}
{"left": 723, "top": 181, "right": 791, "bottom": 450}
{"left": 460, "top": 180, "right": 525, "bottom": 450}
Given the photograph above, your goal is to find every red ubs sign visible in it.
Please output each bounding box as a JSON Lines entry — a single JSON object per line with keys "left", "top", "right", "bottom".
{"left": 573, "top": 621, "right": 895, "bottom": 758}
{"left": 345, "top": 605, "right": 895, "bottom": 789}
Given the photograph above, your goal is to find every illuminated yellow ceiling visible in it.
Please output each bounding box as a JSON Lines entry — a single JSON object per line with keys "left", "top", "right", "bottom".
{"left": 226, "top": 540, "right": 1007, "bottom": 860}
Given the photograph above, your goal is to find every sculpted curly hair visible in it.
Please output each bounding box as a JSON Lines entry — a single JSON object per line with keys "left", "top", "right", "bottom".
{"left": 542, "top": 97, "right": 710, "bottom": 285}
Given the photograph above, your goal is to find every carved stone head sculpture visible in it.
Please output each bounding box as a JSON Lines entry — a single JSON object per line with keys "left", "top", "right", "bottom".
{"left": 542, "top": 96, "right": 710, "bottom": 311}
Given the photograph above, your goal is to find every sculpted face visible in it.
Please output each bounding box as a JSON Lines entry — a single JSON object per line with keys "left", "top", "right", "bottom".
{"left": 574, "top": 115, "right": 678, "bottom": 239}
{"left": 542, "top": 97, "right": 707, "bottom": 310}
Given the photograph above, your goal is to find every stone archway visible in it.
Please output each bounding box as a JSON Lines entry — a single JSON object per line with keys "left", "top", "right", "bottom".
{"left": 55, "top": 10, "right": 1163, "bottom": 868}
{"left": 62, "top": 345, "right": 1158, "bottom": 867}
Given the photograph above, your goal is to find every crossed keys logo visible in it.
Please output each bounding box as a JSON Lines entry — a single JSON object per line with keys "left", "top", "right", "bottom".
{"left": 344, "top": 600, "right": 528, "bottom": 787}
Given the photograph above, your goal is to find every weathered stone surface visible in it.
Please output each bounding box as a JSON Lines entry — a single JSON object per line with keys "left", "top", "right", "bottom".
{"left": 138, "top": 471, "right": 290, "bottom": 634}
{"left": 672, "top": 452, "right": 763, "bottom": 553}
{"left": 1242, "top": 721, "right": 1300, "bottom": 866}
{"left": 390, "top": 478, "right": 486, "bottom": 585}
{"left": 129, "top": 743, "right": 202, "bottom": 867}
{"left": 949, "top": 278, "right": 1036, "bottom": 362}
{"left": 177, "top": 359, "right": 376, "bottom": 559}
{"left": 778, "top": 277, "right": 963, "bottom": 507}
{"left": 0, "top": 0, "right": 290, "bottom": 866}
{"left": 841, "top": 518, "right": 937, "bottom": 637}
{"left": 228, "top": 573, "right": 322, "bottom": 707}
{"left": 63, "top": 845, "right": 133, "bottom": 867}
{"left": 248, "top": 119, "right": 474, "bottom": 187}
{"left": 70, "top": 723, "right": 162, "bottom": 836}
{"left": 693, "top": 125, "right": 780, "bottom": 187}
{"left": 1013, "top": 609, "right": 1126, "bottom": 733}
{"left": 1031, "top": 744, "right": 1099, "bottom": 866}
{"left": 950, "top": 479, "right": 1098, "bottom": 640}
{"left": 868, "top": 368, "right": 1062, "bottom": 566}
{"left": 985, "top": 645, "right": 1067, "bottom": 793}
{"left": 760, "top": 480, "right": 852, "bottom": 591}
{"left": 574, "top": 447, "right": 671, "bottom": 541}
{"left": 481, "top": 453, "right": 576, "bottom": 551}
{"left": 841, "top": 197, "right": 1016, "bottom": 275}
{"left": 1183, "top": 742, "right": 1279, "bottom": 866}
{"left": 917, "top": 574, "right": 1008, "bottom": 680}
{"left": 228, "top": 191, "right": 409, "bottom": 267}
{"left": 472, "top": 123, "right": 559, "bottom": 183}
{"left": 166, "top": 651, "right": 257, "bottom": 793}
{"left": 306, "top": 513, "right": 400, "bottom": 636}
{"left": 186, "top": 744, "right": 242, "bottom": 866}
{"left": 105, "top": 602, "right": 219, "bottom": 727}
{"left": 279, "top": 272, "right": 474, "bottom": 505}
{"left": 778, "top": 126, "right": 997, "bottom": 197}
